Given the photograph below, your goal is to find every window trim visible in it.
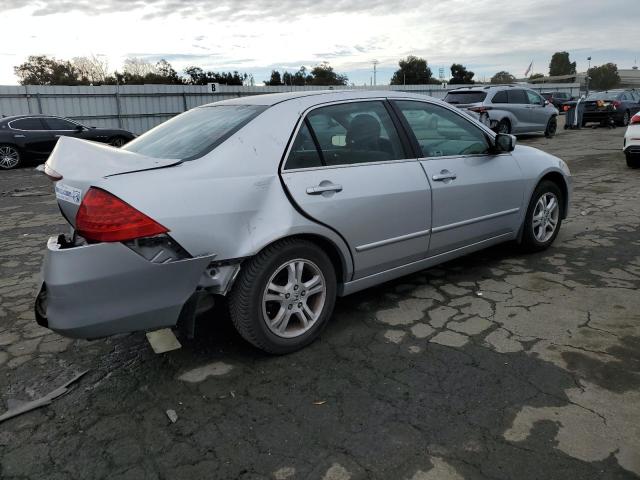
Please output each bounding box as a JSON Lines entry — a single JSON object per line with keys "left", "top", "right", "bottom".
{"left": 389, "top": 98, "right": 501, "bottom": 161}
{"left": 8, "top": 117, "right": 48, "bottom": 132}
{"left": 281, "top": 98, "right": 414, "bottom": 173}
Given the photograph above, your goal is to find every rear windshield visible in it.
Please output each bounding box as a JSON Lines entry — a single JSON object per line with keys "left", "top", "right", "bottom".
{"left": 444, "top": 91, "right": 487, "bottom": 104}
{"left": 123, "top": 105, "right": 266, "bottom": 160}
{"left": 585, "top": 92, "right": 621, "bottom": 101}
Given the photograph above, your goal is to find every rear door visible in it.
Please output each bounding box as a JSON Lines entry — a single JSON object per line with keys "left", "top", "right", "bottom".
{"left": 392, "top": 99, "right": 525, "bottom": 256}
{"left": 281, "top": 100, "right": 432, "bottom": 279}
{"left": 7, "top": 117, "right": 53, "bottom": 155}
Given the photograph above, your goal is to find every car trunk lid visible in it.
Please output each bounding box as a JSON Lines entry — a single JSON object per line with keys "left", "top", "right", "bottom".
{"left": 42, "top": 136, "right": 181, "bottom": 227}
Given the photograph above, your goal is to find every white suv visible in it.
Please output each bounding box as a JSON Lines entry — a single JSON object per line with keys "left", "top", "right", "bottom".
{"left": 445, "top": 85, "right": 560, "bottom": 137}
{"left": 624, "top": 111, "right": 640, "bottom": 168}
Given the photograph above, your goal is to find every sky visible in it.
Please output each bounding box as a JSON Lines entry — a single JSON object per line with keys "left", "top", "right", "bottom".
{"left": 1, "top": 0, "right": 639, "bottom": 86}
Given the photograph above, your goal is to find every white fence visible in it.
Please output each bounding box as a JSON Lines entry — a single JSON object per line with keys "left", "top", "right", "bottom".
{"left": 0, "top": 83, "right": 581, "bottom": 135}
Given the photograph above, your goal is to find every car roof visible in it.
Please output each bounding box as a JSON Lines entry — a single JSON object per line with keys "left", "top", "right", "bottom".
{"left": 0, "top": 114, "right": 61, "bottom": 123}
{"left": 202, "top": 89, "right": 435, "bottom": 107}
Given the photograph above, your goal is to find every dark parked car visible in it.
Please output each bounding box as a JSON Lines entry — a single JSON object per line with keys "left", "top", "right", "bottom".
{"left": 0, "top": 115, "right": 135, "bottom": 169}
{"left": 541, "top": 91, "right": 573, "bottom": 110}
{"left": 582, "top": 89, "right": 640, "bottom": 127}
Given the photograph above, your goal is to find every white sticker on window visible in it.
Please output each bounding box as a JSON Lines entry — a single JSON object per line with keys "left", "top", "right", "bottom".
{"left": 55, "top": 183, "right": 82, "bottom": 205}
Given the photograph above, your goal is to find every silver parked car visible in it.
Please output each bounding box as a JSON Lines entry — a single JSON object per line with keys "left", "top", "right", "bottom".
{"left": 444, "top": 85, "right": 560, "bottom": 137}
{"left": 35, "top": 90, "right": 571, "bottom": 354}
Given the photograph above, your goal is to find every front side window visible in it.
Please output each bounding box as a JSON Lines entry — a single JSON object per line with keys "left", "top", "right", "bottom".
{"left": 394, "top": 100, "right": 490, "bottom": 158}
{"left": 9, "top": 118, "right": 45, "bottom": 130}
{"left": 123, "top": 105, "right": 266, "bottom": 160}
{"left": 526, "top": 90, "right": 544, "bottom": 105}
{"left": 43, "top": 117, "right": 78, "bottom": 130}
{"left": 285, "top": 101, "right": 406, "bottom": 169}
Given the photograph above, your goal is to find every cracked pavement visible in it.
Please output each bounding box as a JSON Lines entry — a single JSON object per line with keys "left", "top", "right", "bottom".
{"left": 1, "top": 116, "right": 639, "bottom": 479}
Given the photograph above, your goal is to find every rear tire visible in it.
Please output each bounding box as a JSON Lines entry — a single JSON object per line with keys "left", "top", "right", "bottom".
{"left": 0, "top": 144, "right": 22, "bottom": 170}
{"left": 544, "top": 116, "right": 557, "bottom": 138}
{"left": 497, "top": 119, "right": 511, "bottom": 134}
{"left": 520, "top": 180, "right": 563, "bottom": 253}
{"left": 626, "top": 152, "right": 640, "bottom": 169}
{"left": 229, "top": 239, "right": 337, "bottom": 354}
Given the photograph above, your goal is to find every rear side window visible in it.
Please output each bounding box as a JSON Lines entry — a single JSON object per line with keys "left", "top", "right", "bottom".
{"left": 123, "top": 105, "right": 266, "bottom": 160}
{"left": 492, "top": 91, "right": 508, "bottom": 103}
{"left": 508, "top": 90, "right": 528, "bottom": 104}
{"left": 286, "top": 122, "right": 323, "bottom": 170}
{"left": 9, "top": 118, "right": 45, "bottom": 130}
{"left": 444, "top": 91, "right": 487, "bottom": 104}
{"left": 285, "top": 101, "right": 407, "bottom": 169}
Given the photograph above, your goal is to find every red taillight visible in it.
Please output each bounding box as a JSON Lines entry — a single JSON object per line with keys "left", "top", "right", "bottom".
{"left": 631, "top": 114, "right": 640, "bottom": 125}
{"left": 75, "top": 187, "right": 168, "bottom": 242}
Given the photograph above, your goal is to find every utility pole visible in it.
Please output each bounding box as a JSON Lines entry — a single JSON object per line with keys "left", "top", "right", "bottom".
{"left": 372, "top": 59, "right": 379, "bottom": 86}
{"left": 586, "top": 56, "right": 592, "bottom": 96}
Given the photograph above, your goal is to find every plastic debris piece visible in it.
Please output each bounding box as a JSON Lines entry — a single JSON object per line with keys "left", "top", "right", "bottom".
{"left": 0, "top": 370, "right": 89, "bottom": 423}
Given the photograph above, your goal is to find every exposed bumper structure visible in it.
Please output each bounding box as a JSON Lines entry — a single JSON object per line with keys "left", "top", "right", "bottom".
{"left": 36, "top": 236, "right": 215, "bottom": 339}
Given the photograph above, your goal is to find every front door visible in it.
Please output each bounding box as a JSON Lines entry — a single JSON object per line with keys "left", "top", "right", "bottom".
{"left": 525, "top": 90, "right": 551, "bottom": 130}
{"left": 281, "top": 100, "right": 432, "bottom": 279}
{"left": 392, "top": 99, "right": 525, "bottom": 256}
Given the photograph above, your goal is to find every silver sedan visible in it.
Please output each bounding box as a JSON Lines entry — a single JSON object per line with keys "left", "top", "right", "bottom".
{"left": 35, "top": 90, "right": 571, "bottom": 354}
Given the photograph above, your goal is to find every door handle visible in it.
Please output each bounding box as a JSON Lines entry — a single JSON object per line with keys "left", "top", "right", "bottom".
{"left": 306, "top": 183, "right": 343, "bottom": 195}
{"left": 432, "top": 170, "right": 457, "bottom": 182}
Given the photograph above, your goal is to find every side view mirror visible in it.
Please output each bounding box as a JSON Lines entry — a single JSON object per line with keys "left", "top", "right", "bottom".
{"left": 495, "top": 133, "right": 516, "bottom": 152}
{"left": 75, "top": 124, "right": 84, "bottom": 132}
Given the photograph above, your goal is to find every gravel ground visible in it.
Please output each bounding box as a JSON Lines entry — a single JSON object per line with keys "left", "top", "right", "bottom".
{"left": 0, "top": 117, "right": 639, "bottom": 479}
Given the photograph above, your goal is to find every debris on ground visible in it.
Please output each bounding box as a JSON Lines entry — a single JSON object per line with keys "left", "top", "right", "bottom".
{"left": 166, "top": 409, "right": 178, "bottom": 423}
{"left": 0, "top": 370, "right": 89, "bottom": 423}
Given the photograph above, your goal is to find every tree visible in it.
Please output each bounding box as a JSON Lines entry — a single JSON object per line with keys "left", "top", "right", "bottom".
{"left": 307, "top": 62, "right": 348, "bottom": 86}
{"left": 123, "top": 57, "right": 156, "bottom": 77}
{"left": 183, "top": 66, "right": 247, "bottom": 86}
{"left": 549, "top": 51, "right": 576, "bottom": 77}
{"left": 490, "top": 71, "right": 516, "bottom": 84}
{"left": 529, "top": 73, "right": 545, "bottom": 80}
{"left": 264, "top": 70, "right": 283, "bottom": 86}
{"left": 14, "top": 55, "right": 85, "bottom": 85}
{"left": 390, "top": 56, "right": 438, "bottom": 85}
{"left": 449, "top": 63, "right": 474, "bottom": 84}
{"left": 588, "top": 63, "right": 620, "bottom": 90}
{"left": 72, "top": 55, "right": 111, "bottom": 85}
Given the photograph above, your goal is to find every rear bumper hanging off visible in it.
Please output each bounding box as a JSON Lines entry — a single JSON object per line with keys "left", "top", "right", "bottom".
{"left": 35, "top": 236, "right": 215, "bottom": 339}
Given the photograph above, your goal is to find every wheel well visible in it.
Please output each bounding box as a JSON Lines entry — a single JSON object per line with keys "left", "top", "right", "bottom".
{"left": 540, "top": 172, "right": 568, "bottom": 218}
{"left": 256, "top": 234, "right": 348, "bottom": 284}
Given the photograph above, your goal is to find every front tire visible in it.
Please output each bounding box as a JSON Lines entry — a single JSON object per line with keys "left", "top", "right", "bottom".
{"left": 619, "top": 110, "right": 630, "bottom": 127}
{"left": 544, "top": 116, "right": 557, "bottom": 138}
{"left": 229, "top": 239, "right": 337, "bottom": 354}
{"left": 109, "top": 136, "right": 128, "bottom": 148}
{"left": 0, "top": 144, "right": 22, "bottom": 170}
{"left": 520, "top": 180, "right": 563, "bottom": 253}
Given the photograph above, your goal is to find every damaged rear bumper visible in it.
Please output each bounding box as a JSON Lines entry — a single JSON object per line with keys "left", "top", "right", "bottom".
{"left": 35, "top": 236, "right": 216, "bottom": 339}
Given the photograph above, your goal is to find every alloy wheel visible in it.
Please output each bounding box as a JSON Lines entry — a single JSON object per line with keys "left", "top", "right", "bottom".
{"left": 110, "top": 137, "right": 126, "bottom": 147}
{"left": 532, "top": 192, "right": 559, "bottom": 243}
{"left": 0, "top": 146, "right": 20, "bottom": 169}
{"left": 262, "top": 258, "right": 326, "bottom": 338}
